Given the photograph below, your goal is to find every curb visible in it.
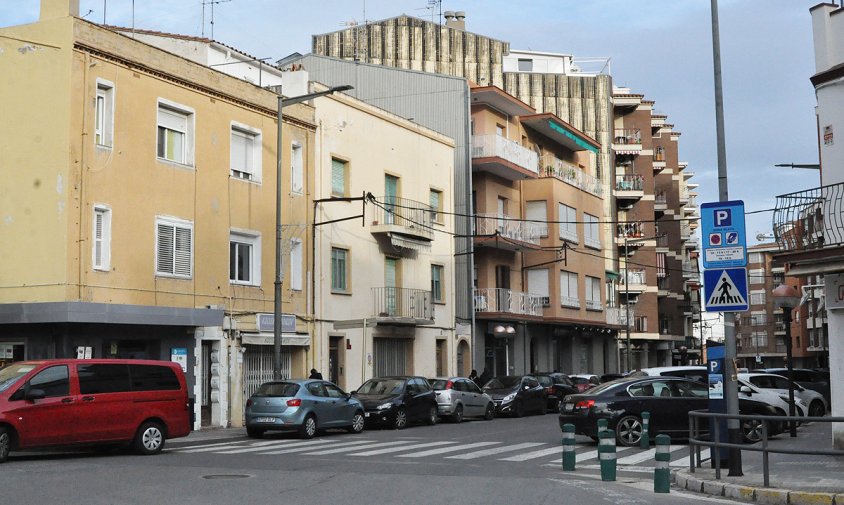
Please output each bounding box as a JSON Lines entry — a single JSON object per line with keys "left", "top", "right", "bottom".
{"left": 673, "top": 470, "right": 844, "bottom": 505}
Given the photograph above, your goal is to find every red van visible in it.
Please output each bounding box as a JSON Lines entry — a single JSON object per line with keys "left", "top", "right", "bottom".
{"left": 0, "top": 359, "right": 191, "bottom": 463}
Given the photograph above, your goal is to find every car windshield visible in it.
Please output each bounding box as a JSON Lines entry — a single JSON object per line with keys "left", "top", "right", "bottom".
{"left": 485, "top": 376, "right": 520, "bottom": 389}
{"left": 253, "top": 382, "right": 300, "bottom": 397}
{"left": 428, "top": 379, "right": 449, "bottom": 390}
{"left": 0, "top": 363, "right": 37, "bottom": 393}
{"left": 571, "top": 377, "right": 590, "bottom": 384}
{"left": 357, "top": 378, "right": 406, "bottom": 395}
{"left": 536, "top": 376, "right": 553, "bottom": 387}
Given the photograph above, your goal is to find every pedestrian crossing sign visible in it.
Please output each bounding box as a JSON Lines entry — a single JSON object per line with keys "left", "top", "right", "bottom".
{"left": 703, "top": 267, "right": 748, "bottom": 312}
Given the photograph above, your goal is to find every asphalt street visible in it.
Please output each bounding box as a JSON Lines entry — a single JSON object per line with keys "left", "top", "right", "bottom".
{"left": 0, "top": 413, "right": 739, "bottom": 505}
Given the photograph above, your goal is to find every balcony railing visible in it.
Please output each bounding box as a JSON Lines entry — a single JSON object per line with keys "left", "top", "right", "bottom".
{"left": 560, "top": 296, "right": 580, "bottom": 309}
{"left": 473, "top": 288, "right": 543, "bottom": 316}
{"left": 606, "top": 306, "right": 628, "bottom": 326}
{"left": 541, "top": 156, "right": 603, "bottom": 197}
{"left": 370, "top": 196, "right": 434, "bottom": 240}
{"left": 617, "top": 222, "right": 645, "bottom": 238}
{"left": 656, "top": 234, "right": 669, "bottom": 248}
{"left": 585, "top": 299, "right": 603, "bottom": 311}
{"left": 372, "top": 287, "right": 433, "bottom": 322}
{"left": 472, "top": 135, "right": 539, "bottom": 175}
{"left": 620, "top": 269, "right": 647, "bottom": 286}
{"left": 686, "top": 194, "right": 697, "bottom": 208}
{"left": 613, "top": 128, "right": 642, "bottom": 145}
{"left": 773, "top": 181, "right": 844, "bottom": 251}
{"left": 615, "top": 174, "right": 644, "bottom": 191}
{"left": 474, "top": 213, "right": 542, "bottom": 245}
{"left": 655, "top": 191, "right": 667, "bottom": 205}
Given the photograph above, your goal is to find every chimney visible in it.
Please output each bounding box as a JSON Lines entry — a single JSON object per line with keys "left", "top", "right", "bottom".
{"left": 41, "top": 0, "right": 80, "bottom": 20}
{"left": 445, "top": 10, "right": 466, "bottom": 31}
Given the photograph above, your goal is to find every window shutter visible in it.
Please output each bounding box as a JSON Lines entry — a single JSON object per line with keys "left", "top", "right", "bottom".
{"left": 157, "top": 224, "right": 174, "bottom": 274}
{"left": 158, "top": 107, "right": 187, "bottom": 131}
{"left": 331, "top": 159, "right": 345, "bottom": 195}
{"left": 526, "top": 201, "right": 547, "bottom": 236}
{"left": 291, "top": 144, "right": 303, "bottom": 193}
{"left": 231, "top": 130, "right": 250, "bottom": 174}
{"left": 290, "top": 240, "right": 303, "bottom": 291}
{"left": 174, "top": 226, "right": 192, "bottom": 276}
{"left": 94, "top": 210, "right": 104, "bottom": 267}
{"left": 526, "top": 269, "right": 549, "bottom": 298}
{"left": 657, "top": 253, "right": 666, "bottom": 278}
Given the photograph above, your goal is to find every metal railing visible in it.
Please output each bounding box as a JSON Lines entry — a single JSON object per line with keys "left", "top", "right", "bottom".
{"left": 655, "top": 191, "right": 667, "bottom": 205}
{"left": 620, "top": 269, "right": 646, "bottom": 285}
{"left": 560, "top": 295, "right": 580, "bottom": 309}
{"left": 370, "top": 196, "right": 433, "bottom": 234}
{"left": 473, "top": 288, "right": 543, "bottom": 316}
{"left": 585, "top": 299, "right": 603, "bottom": 311}
{"left": 473, "top": 213, "right": 543, "bottom": 244}
{"left": 688, "top": 411, "right": 844, "bottom": 487}
{"left": 617, "top": 222, "right": 646, "bottom": 238}
{"left": 472, "top": 134, "right": 539, "bottom": 175}
{"left": 613, "top": 128, "right": 642, "bottom": 145}
{"left": 541, "top": 155, "right": 603, "bottom": 197}
{"left": 372, "top": 287, "right": 433, "bottom": 321}
{"left": 615, "top": 174, "right": 644, "bottom": 191}
{"left": 773, "top": 181, "right": 844, "bottom": 251}
{"left": 606, "top": 306, "right": 628, "bottom": 326}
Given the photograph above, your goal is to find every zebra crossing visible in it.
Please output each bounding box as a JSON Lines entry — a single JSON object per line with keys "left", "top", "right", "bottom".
{"left": 169, "top": 436, "right": 709, "bottom": 470}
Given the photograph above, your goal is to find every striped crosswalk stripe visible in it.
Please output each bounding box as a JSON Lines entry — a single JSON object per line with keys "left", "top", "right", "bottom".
{"left": 217, "top": 439, "right": 335, "bottom": 454}
{"left": 445, "top": 442, "right": 545, "bottom": 460}
{"left": 300, "top": 440, "right": 412, "bottom": 456}
{"left": 349, "top": 441, "right": 455, "bottom": 456}
{"left": 169, "top": 440, "right": 249, "bottom": 452}
{"left": 498, "top": 446, "right": 563, "bottom": 462}
{"left": 257, "top": 439, "right": 373, "bottom": 455}
{"left": 398, "top": 442, "right": 500, "bottom": 458}
{"left": 178, "top": 440, "right": 287, "bottom": 453}
{"left": 615, "top": 448, "right": 657, "bottom": 465}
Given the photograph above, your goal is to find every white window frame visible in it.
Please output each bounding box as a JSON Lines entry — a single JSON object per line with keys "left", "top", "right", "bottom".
{"left": 431, "top": 264, "right": 445, "bottom": 303}
{"left": 331, "top": 247, "right": 350, "bottom": 293}
{"left": 526, "top": 200, "right": 548, "bottom": 237}
{"left": 748, "top": 268, "right": 765, "bottom": 284}
{"left": 560, "top": 270, "right": 579, "bottom": 308}
{"left": 527, "top": 268, "right": 550, "bottom": 307}
{"left": 230, "top": 121, "right": 262, "bottom": 182}
{"left": 155, "top": 216, "right": 193, "bottom": 279}
{"left": 229, "top": 230, "right": 261, "bottom": 286}
{"left": 290, "top": 238, "right": 303, "bottom": 291}
{"left": 430, "top": 188, "right": 444, "bottom": 225}
{"left": 584, "top": 213, "right": 600, "bottom": 249}
{"left": 92, "top": 204, "right": 111, "bottom": 271}
{"left": 558, "top": 203, "right": 578, "bottom": 243}
{"left": 750, "top": 290, "right": 766, "bottom": 305}
{"left": 585, "top": 275, "right": 602, "bottom": 311}
{"left": 156, "top": 99, "right": 195, "bottom": 166}
{"left": 331, "top": 158, "right": 348, "bottom": 197}
{"left": 748, "top": 252, "right": 763, "bottom": 265}
{"left": 291, "top": 141, "right": 303, "bottom": 194}
{"left": 94, "top": 79, "right": 114, "bottom": 148}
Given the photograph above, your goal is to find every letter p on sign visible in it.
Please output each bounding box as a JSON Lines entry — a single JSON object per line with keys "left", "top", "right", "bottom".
{"left": 715, "top": 209, "right": 732, "bottom": 227}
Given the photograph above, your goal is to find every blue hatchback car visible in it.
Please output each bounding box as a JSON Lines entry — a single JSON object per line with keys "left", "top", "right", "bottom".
{"left": 245, "top": 379, "right": 365, "bottom": 439}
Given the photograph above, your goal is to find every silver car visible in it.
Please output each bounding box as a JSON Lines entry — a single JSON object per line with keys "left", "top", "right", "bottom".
{"left": 740, "top": 372, "right": 827, "bottom": 417}
{"left": 428, "top": 377, "right": 495, "bottom": 422}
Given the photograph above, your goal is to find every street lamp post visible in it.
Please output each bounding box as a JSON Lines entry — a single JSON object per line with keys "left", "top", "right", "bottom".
{"left": 273, "top": 84, "right": 353, "bottom": 380}
{"left": 773, "top": 283, "right": 800, "bottom": 437}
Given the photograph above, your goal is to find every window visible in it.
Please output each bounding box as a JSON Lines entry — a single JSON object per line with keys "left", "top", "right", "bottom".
{"left": 495, "top": 124, "right": 505, "bottom": 137}
{"left": 584, "top": 213, "right": 600, "bottom": 249}
{"left": 431, "top": 264, "right": 444, "bottom": 303}
{"left": 750, "top": 291, "right": 766, "bottom": 305}
{"left": 585, "top": 276, "right": 602, "bottom": 311}
{"left": 290, "top": 239, "right": 303, "bottom": 291}
{"left": 306, "top": 382, "right": 326, "bottom": 396}
{"left": 517, "top": 58, "right": 533, "bottom": 72}
{"left": 560, "top": 271, "right": 579, "bottom": 308}
{"left": 660, "top": 318, "right": 671, "bottom": 334}
{"left": 230, "top": 231, "right": 260, "bottom": 285}
{"left": 157, "top": 100, "right": 194, "bottom": 165}
{"left": 430, "top": 189, "right": 443, "bottom": 224}
{"left": 558, "top": 203, "right": 578, "bottom": 243}
{"left": 656, "top": 253, "right": 666, "bottom": 278}
{"left": 129, "top": 365, "right": 180, "bottom": 391}
{"left": 527, "top": 269, "right": 550, "bottom": 306}
{"left": 156, "top": 217, "right": 193, "bottom": 278}
{"left": 526, "top": 201, "right": 548, "bottom": 237}
{"left": 331, "top": 158, "right": 347, "bottom": 197}
{"left": 331, "top": 247, "right": 349, "bottom": 293}
{"left": 26, "top": 366, "right": 69, "bottom": 398}
{"left": 291, "top": 141, "right": 303, "bottom": 194}
{"left": 95, "top": 80, "right": 114, "bottom": 147}
{"left": 748, "top": 252, "right": 763, "bottom": 265}
{"left": 634, "top": 316, "right": 647, "bottom": 332}
{"left": 92, "top": 205, "right": 111, "bottom": 271}
{"left": 78, "top": 364, "right": 131, "bottom": 394}
{"left": 230, "top": 123, "right": 262, "bottom": 181}
{"left": 749, "top": 268, "right": 765, "bottom": 284}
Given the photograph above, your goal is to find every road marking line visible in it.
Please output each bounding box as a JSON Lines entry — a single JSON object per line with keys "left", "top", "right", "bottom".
{"left": 177, "top": 440, "right": 292, "bottom": 453}
{"left": 498, "top": 446, "right": 566, "bottom": 462}
{"left": 300, "top": 440, "right": 413, "bottom": 456}
{"left": 348, "top": 441, "right": 455, "bottom": 456}
{"left": 446, "top": 442, "right": 545, "bottom": 459}
{"left": 397, "top": 442, "right": 499, "bottom": 458}
{"left": 168, "top": 440, "right": 248, "bottom": 451}
{"left": 256, "top": 439, "right": 373, "bottom": 455}
{"left": 219, "top": 439, "right": 337, "bottom": 454}
{"left": 616, "top": 448, "right": 657, "bottom": 465}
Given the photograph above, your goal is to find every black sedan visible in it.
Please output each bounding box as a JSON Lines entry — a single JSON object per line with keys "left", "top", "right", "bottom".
{"left": 352, "top": 376, "right": 438, "bottom": 429}
{"left": 483, "top": 375, "right": 546, "bottom": 417}
{"left": 534, "top": 373, "right": 578, "bottom": 412}
{"left": 558, "top": 376, "right": 784, "bottom": 446}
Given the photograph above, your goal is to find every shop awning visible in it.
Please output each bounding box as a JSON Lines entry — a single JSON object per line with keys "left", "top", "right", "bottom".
{"left": 241, "top": 333, "right": 311, "bottom": 347}
{"left": 389, "top": 233, "right": 432, "bottom": 251}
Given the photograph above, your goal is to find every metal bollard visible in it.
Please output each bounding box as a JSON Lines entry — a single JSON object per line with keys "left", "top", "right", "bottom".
{"left": 597, "top": 418, "right": 608, "bottom": 433}
{"left": 640, "top": 411, "right": 651, "bottom": 449}
{"left": 562, "top": 424, "right": 576, "bottom": 471}
{"left": 654, "top": 434, "right": 671, "bottom": 493}
{"left": 599, "top": 429, "right": 617, "bottom": 482}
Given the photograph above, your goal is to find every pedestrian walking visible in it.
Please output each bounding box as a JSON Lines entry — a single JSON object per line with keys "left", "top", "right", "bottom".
{"left": 477, "top": 367, "right": 492, "bottom": 387}
{"left": 468, "top": 369, "right": 478, "bottom": 383}
{"left": 309, "top": 368, "right": 323, "bottom": 380}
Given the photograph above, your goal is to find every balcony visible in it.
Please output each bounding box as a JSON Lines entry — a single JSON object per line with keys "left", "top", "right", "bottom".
{"left": 474, "top": 213, "right": 542, "bottom": 250}
{"left": 680, "top": 223, "right": 693, "bottom": 241}
{"left": 370, "top": 196, "right": 434, "bottom": 242}
{"left": 614, "top": 174, "right": 645, "bottom": 202}
{"left": 656, "top": 234, "right": 669, "bottom": 251}
{"left": 620, "top": 269, "right": 647, "bottom": 294}
{"left": 774, "top": 181, "right": 844, "bottom": 252}
{"left": 606, "top": 306, "right": 628, "bottom": 327}
{"left": 371, "top": 287, "right": 434, "bottom": 325}
{"left": 684, "top": 195, "right": 698, "bottom": 213}
{"left": 654, "top": 191, "right": 667, "bottom": 212}
{"left": 657, "top": 276, "right": 670, "bottom": 296}
{"left": 612, "top": 128, "right": 642, "bottom": 155}
{"left": 679, "top": 187, "right": 690, "bottom": 203}
{"left": 560, "top": 296, "right": 581, "bottom": 309}
{"left": 585, "top": 299, "right": 603, "bottom": 311}
{"left": 682, "top": 261, "right": 697, "bottom": 278}
{"left": 472, "top": 134, "right": 539, "bottom": 180}
{"left": 474, "top": 288, "right": 543, "bottom": 317}
{"left": 541, "top": 156, "right": 603, "bottom": 197}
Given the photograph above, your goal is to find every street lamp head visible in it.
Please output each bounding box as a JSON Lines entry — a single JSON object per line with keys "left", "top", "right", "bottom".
{"left": 772, "top": 283, "right": 800, "bottom": 310}
{"left": 330, "top": 85, "right": 354, "bottom": 93}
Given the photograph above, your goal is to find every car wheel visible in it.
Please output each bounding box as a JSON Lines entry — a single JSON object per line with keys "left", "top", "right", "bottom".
{"left": 426, "top": 405, "right": 438, "bottom": 426}
{"left": 133, "top": 421, "right": 166, "bottom": 455}
{"left": 0, "top": 426, "right": 11, "bottom": 463}
{"left": 550, "top": 397, "right": 562, "bottom": 413}
{"left": 452, "top": 404, "right": 464, "bottom": 423}
{"left": 615, "top": 415, "right": 643, "bottom": 447}
{"left": 742, "top": 418, "right": 764, "bottom": 443}
{"left": 393, "top": 408, "right": 408, "bottom": 430}
{"left": 484, "top": 403, "right": 495, "bottom": 421}
{"left": 809, "top": 400, "right": 825, "bottom": 418}
{"left": 246, "top": 427, "right": 265, "bottom": 438}
{"left": 512, "top": 401, "right": 524, "bottom": 418}
{"left": 347, "top": 412, "right": 365, "bottom": 434}
{"left": 298, "top": 415, "right": 317, "bottom": 439}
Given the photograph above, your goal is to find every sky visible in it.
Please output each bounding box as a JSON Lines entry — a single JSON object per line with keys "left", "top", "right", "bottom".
{"left": 1, "top": 0, "right": 824, "bottom": 243}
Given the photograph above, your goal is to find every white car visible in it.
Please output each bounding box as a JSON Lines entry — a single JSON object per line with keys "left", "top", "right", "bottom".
{"left": 739, "top": 372, "right": 826, "bottom": 417}
{"left": 737, "top": 377, "right": 808, "bottom": 418}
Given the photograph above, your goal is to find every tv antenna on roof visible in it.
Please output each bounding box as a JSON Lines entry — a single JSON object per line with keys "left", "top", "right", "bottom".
{"left": 202, "top": 0, "right": 232, "bottom": 39}
{"left": 415, "top": 0, "right": 443, "bottom": 24}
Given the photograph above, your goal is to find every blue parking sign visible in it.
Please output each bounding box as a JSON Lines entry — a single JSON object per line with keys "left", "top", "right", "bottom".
{"left": 701, "top": 200, "right": 747, "bottom": 269}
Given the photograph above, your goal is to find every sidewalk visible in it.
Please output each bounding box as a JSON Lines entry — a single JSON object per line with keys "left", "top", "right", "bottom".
{"left": 170, "top": 426, "right": 245, "bottom": 445}
{"left": 673, "top": 421, "right": 844, "bottom": 504}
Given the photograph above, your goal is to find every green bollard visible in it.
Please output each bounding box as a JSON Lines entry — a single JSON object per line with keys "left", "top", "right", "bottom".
{"left": 640, "top": 411, "right": 651, "bottom": 449}
{"left": 599, "top": 429, "right": 617, "bottom": 482}
{"left": 654, "top": 434, "right": 671, "bottom": 493}
{"left": 562, "top": 424, "right": 576, "bottom": 471}
{"left": 597, "top": 418, "right": 608, "bottom": 433}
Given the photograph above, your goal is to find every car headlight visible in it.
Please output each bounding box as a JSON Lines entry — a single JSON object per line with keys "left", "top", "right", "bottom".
{"left": 376, "top": 402, "right": 393, "bottom": 410}
{"left": 502, "top": 393, "right": 516, "bottom": 403}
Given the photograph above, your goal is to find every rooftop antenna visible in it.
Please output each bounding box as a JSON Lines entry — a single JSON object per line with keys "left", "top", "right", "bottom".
{"left": 416, "top": 0, "right": 442, "bottom": 24}
{"left": 202, "top": 0, "right": 232, "bottom": 39}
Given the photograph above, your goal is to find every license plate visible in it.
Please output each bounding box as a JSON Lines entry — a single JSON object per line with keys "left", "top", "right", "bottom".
{"left": 564, "top": 402, "right": 574, "bottom": 412}
{"left": 254, "top": 417, "right": 275, "bottom": 423}
{"left": 364, "top": 412, "right": 370, "bottom": 417}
